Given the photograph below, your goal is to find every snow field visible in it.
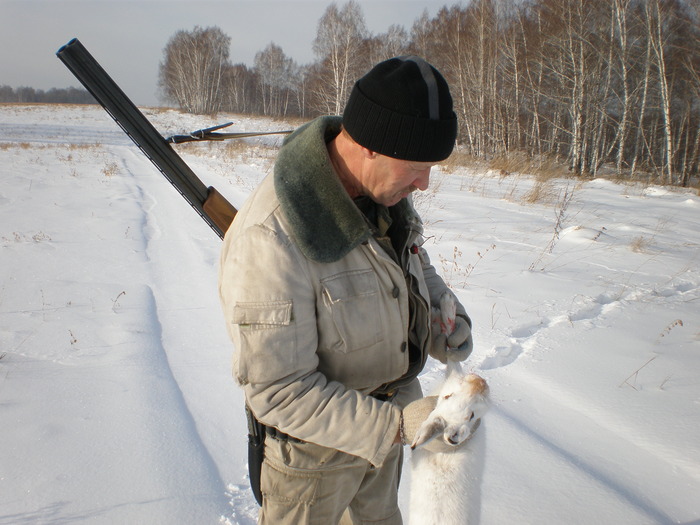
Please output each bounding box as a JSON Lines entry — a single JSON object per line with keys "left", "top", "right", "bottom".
{"left": 1, "top": 104, "right": 699, "bottom": 524}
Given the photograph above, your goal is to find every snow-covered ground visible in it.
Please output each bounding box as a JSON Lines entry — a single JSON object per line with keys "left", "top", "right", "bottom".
{"left": 1, "top": 104, "right": 698, "bottom": 525}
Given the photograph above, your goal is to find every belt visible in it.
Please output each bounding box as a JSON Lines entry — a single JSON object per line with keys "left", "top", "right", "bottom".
{"left": 371, "top": 390, "right": 397, "bottom": 402}
{"left": 266, "top": 390, "right": 397, "bottom": 443}
{"left": 265, "top": 425, "right": 304, "bottom": 443}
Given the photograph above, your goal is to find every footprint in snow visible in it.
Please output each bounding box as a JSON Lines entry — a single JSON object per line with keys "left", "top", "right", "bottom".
{"left": 480, "top": 342, "right": 523, "bottom": 370}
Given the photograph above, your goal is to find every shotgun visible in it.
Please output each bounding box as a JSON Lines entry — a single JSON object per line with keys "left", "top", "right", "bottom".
{"left": 57, "top": 38, "right": 274, "bottom": 503}
{"left": 56, "top": 37, "right": 290, "bottom": 239}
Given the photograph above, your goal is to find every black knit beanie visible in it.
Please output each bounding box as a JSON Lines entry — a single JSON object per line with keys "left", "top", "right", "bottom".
{"left": 343, "top": 56, "right": 457, "bottom": 162}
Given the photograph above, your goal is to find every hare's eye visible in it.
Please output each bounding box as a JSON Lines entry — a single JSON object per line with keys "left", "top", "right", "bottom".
{"left": 468, "top": 412, "right": 475, "bottom": 421}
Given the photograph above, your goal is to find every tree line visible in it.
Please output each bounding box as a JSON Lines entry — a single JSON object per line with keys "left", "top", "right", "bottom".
{"left": 162, "top": 0, "right": 700, "bottom": 186}
{"left": 0, "top": 85, "right": 95, "bottom": 105}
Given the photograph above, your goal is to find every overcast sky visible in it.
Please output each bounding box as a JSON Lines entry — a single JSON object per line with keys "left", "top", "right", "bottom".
{"left": 1, "top": 0, "right": 454, "bottom": 106}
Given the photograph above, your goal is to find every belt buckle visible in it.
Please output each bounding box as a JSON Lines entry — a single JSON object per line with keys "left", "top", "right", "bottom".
{"left": 373, "top": 390, "right": 397, "bottom": 402}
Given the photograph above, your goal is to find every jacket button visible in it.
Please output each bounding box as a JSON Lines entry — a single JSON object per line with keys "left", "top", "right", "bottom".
{"left": 400, "top": 342, "right": 407, "bottom": 353}
{"left": 392, "top": 286, "right": 400, "bottom": 298}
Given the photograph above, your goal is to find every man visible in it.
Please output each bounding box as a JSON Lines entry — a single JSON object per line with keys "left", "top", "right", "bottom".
{"left": 218, "top": 56, "right": 473, "bottom": 525}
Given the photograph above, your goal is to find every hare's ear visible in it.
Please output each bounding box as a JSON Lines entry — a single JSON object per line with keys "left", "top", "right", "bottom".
{"left": 411, "top": 416, "right": 446, "bottom": 450}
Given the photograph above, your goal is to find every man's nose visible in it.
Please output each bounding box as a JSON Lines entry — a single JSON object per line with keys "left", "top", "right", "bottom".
{"left": 414, "top": 168, "right": 431, "bottom": 191}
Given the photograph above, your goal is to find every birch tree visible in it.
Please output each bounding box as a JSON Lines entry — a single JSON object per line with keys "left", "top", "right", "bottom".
{"left": 255, "top": 43, "right": 296, "bottom": 117}
{"left": 221, "top": 64, "right": 257, "bottom": 115}
{"left": 612, "top": 0, "right": 633, "bottom": 177}
{"left": 371, "top": 24, "right": 409, "bottom": 63}
{"left": 646, "top": 0, "right": 675, "bottom": 183}
{"left": 409, "top": 10, "right": 434, "bottom": 59}
{"left": 311, "top": 1, "right": 368, "bottom": 115}
{"left": 159, "top": 26, "right": 230, "bottom": 115}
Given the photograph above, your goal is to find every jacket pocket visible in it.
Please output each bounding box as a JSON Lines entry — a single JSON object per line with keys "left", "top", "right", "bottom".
{"left": 320, "top": 269, "right": 384, "bottom": 352}
{"left": 233, "top": 301, "right": 293, "bottom": 328}
{"left": 232, "top": 300, "right": 295, "bottom": 383}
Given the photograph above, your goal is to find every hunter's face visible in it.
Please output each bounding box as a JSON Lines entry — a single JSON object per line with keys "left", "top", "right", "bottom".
{"left": 364, "top": 154, "right": 433, "bottom": 207}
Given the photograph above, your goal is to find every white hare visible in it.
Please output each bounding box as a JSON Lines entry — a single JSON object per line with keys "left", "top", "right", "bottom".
{"left": 408, "top": 291, "right": 490, "bottom": 525}
{"left": 408, "top": 365, "right": 489, "bottom": 525}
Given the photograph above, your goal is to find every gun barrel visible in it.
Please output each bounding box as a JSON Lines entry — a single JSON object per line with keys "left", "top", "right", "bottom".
{"left": 57, "top": 38, "right": 234, "bottom": 238}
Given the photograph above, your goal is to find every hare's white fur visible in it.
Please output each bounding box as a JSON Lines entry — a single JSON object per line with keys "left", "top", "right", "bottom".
{"left": 409, "top": 363, "right": 489, "bottom": 525}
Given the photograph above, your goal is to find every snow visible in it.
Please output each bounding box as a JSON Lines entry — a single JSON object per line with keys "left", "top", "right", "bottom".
{"left": 1, "top": 104, "right": 699, "bottom": 525}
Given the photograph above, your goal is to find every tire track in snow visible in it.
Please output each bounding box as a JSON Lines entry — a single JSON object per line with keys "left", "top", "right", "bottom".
{"left": 112, "top": 146, "right": 230, "bottom": 505}
{"left": 129, "top": 283, "right": 231, "bottom": 516}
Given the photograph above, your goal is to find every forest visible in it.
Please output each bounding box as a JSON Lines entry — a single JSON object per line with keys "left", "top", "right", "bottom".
{"left": 1, "top": 0, "right": 695, "bottom": 185}
{"left": 0, "top": 85, "right": 96, "bottom": 105}
{"left": 160, "top": 0, "right": 699, "bottom": 186}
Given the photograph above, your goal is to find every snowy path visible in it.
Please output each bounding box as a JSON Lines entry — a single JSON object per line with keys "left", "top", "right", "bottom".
{"left": 1, "top": 107, "right": 244, "bottom": 523}
{"left": 1, "top": 285, "right": 227, "bottom": 523}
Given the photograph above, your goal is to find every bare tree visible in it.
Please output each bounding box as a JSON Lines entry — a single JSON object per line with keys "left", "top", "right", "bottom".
{"left": 371, "top": 24, "right": 409, "bottom": 62}
{"left": 681, "top": 12, "right": 700, "bottom": 185}
{"left": 517, "top": 5, "right": 546, "bottom": 157}
{"left": 159, "top": 26, "right": 230, "bottom": 114}
{"left": 611, "top": 0, "right": 633, "bottom": 177}
{"left": 428, "top": 7, "right": 473, "bottom": 152}
{"left": 311, "top": 1, "right": 368, "bottom": 115}
{"left": 646, "top": 0, "right": 675, "bottom": 183}
{"left": 429, "top": 2, "right": 501, "bottom": 157}
{"left": 255, "top": 43, "right": 297, "bottom": 117}
{"left": 498, "top": 1, "right": 526, "bottom": 152}
{"left": 291, "top": 64, "right": 311, "bottom": 118}
{"left": 221, "top": 63, "right": 259, "bottom": 115}
{"left": 409, "top": 10, "right": 435, "bottom": 60}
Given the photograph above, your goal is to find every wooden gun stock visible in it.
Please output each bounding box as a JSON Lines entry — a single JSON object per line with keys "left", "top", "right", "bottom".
{"left": 203, "top": 187, "right": 237, "bottom": 235}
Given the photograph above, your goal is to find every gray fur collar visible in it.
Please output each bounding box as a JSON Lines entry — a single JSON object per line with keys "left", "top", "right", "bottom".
{"left": 274, "top": 116, "right": 371, "bottom": 263}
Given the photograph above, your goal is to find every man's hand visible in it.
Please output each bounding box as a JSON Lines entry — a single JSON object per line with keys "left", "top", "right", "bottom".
{"left": 446, "top": 315, "right": 472, "bottom": 360}
{"left": 401, "top": 394, "right": 482, "bottom": 452}
{"left": 400, "top": 396, "right": 438, "bottom": 445}
{"left": 432, "top": 315, "right": 472, "bottom": 363}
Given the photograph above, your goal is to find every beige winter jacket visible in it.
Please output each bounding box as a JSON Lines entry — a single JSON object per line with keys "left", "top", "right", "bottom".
{"left": 218, "top": 116, "right": 468, "bottom": 467}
